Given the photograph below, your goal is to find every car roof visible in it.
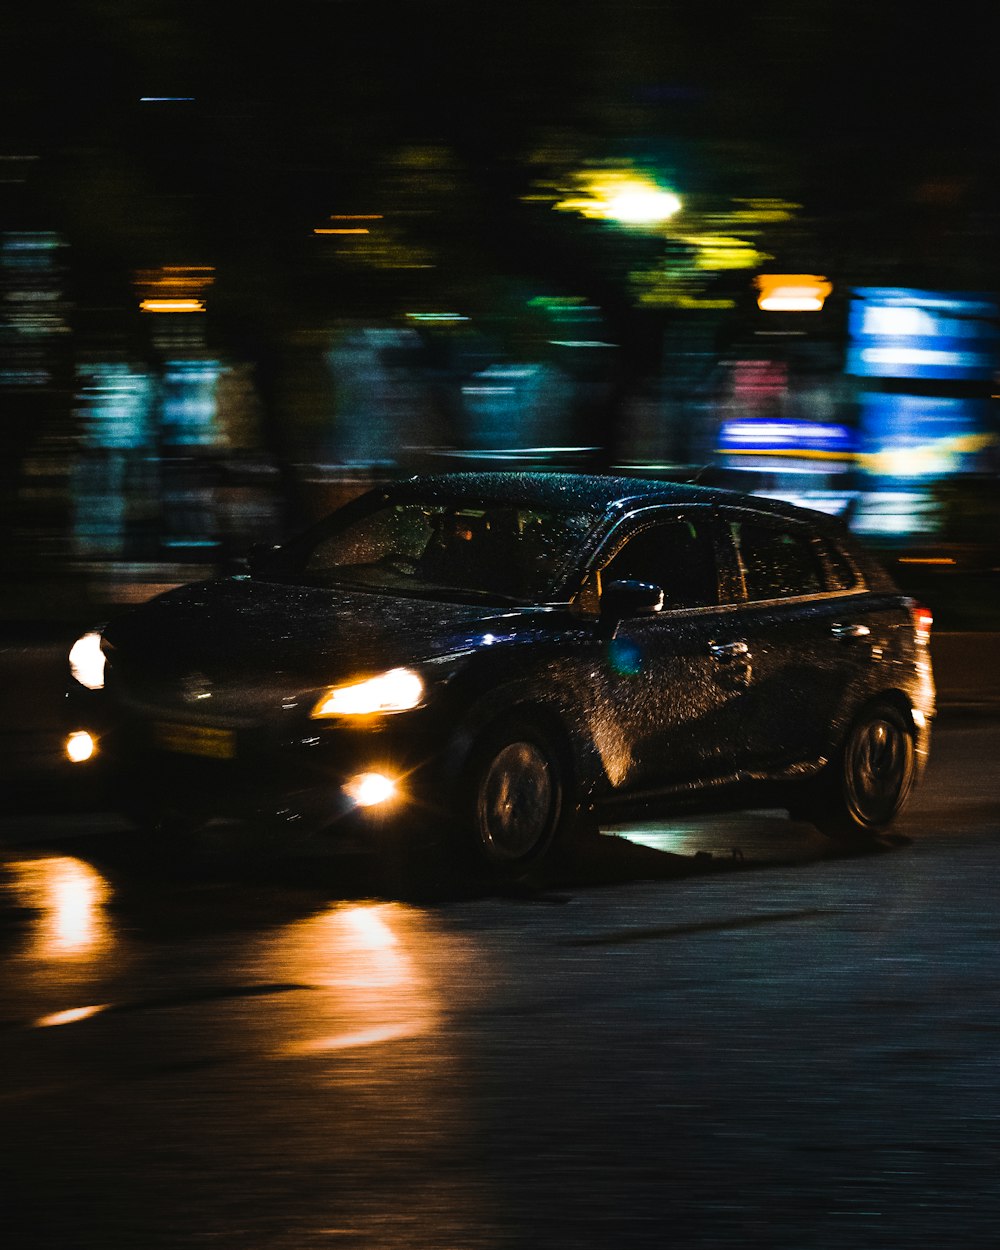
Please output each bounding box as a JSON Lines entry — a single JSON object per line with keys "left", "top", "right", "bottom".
{"left": 389, "top": 470, "right": 831, "bottom": 525}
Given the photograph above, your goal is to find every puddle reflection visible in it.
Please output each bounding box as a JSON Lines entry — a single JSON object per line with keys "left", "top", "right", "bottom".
{"left": 6, "top": 855, "right": 114, "bottom": 960}
{"left": 35, "top": 1003, "right": 111, "bottom": 1028}
{"left": 605, "top": 808, "right": 831, "bottom": 865}
{"left": 271, "top": 902, "right": 441, "bottom": 1056}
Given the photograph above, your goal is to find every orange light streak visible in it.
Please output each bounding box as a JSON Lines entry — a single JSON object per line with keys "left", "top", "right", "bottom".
{"left": 139, "top": 299, "right": 206, "bottom": 313}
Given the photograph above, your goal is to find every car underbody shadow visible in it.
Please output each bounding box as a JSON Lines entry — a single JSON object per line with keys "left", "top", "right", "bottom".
{"left": 519, "top": 819, "right": 908, "bottom": 904}
{"left": 26, "top": 804, "right": 912, "bottom": 927}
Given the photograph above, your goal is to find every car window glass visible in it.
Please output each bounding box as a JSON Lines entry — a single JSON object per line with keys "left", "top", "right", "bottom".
{"left": 307, "top": 504, "right": 432, "bottom": 570}
{"left": 817, "top": 535, "right": 863, "bottom": 592}
{"left": 601, "top": 517, "right": 719, "bottom": 608}
{"left": 730, "top": 519, "right": 824, "bottom": 600}
{"left": 299, "top": 502, "right": 593, "bottom": 602}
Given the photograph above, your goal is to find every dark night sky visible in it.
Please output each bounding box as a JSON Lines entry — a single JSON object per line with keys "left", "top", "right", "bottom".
{"left": 4, "top": 1, "right": 1000, "bottom": 298}
{"left": 7, "top": 3, "right": 997, "bottom": 181}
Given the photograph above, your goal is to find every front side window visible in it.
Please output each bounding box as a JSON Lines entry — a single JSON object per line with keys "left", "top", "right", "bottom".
{"left": 598, "top": 516, "right": 719, "bottom": 609}
{"left": 729, "top": 518, "right": 825, "bottom": 601}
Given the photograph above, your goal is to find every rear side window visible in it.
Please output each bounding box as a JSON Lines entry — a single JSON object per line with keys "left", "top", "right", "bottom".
{"left": 816, "top": 536, "right": 864, "bottom": 592}
{"left": 600, "top": 516, "right": 719, "bottom": 608}
{"left": 730, "top": 518, "right": 824, "bottom": 601}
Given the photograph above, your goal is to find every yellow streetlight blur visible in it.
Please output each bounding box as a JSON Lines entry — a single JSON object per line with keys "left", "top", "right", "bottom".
{"left": 603, "top": 183, "right": 682, "bottom": 225}
{"left": 555, "top": 171, "right": 682, "bottom": 227}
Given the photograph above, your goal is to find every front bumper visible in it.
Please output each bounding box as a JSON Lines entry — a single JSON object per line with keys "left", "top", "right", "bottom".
{"left": 64, "top": 693, "right": 457, "bottom": 844}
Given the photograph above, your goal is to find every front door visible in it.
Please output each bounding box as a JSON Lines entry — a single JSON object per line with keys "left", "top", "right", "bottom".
{"left": 582, "top": 510, "right": 749, "bottom": 797}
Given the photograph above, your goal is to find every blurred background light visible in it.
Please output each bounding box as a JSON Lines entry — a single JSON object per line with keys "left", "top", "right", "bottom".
{"left": 602, "top": 185, "right": 682, "bottom": 225}
{"left": 718, "top": 419, "right": 856, "bottom": 460}
{"left": 847, "top": 289, "right": 1000, "bottom": 381}
{"left": 404, "top": 312, "right": 468, "bottom": 322}
{"left": 139, "top": 298, "right": 205, "bottom": 313}
{"left": 756, "top": 274, "right": 833, "bottom": 312}
{"left": 554, "top": 169, "right": 681, "bottom": 226}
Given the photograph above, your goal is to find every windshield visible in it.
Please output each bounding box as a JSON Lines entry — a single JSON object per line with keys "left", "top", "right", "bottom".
{"left": 276, "top": 501, "right": 596, "bottom": 603}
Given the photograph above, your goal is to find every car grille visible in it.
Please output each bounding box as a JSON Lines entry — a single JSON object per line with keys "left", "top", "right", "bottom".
{"left": 106, "top": 664, "right": 298, "bottom": 727}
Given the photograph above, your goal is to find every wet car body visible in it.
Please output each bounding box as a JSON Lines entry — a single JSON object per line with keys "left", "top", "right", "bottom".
{"left": 67, "top": 472, "right": 936, "bottom": 874}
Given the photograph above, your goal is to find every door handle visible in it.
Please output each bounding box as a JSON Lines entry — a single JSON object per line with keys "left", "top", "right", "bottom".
{"left": 709, "top": 640, "right": 751, "bottom": 663}
{"left": 831, "top": 622, "right": 871, "bottom": 641}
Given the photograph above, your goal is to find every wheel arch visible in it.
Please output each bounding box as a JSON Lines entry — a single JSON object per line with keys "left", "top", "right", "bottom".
{"left": 805, "top": 690, "right": 920, "bottom": 842}
{"left": 832, "top": 685, "right": 923, "bottom": 756}
{"left": 442, "top": 684, "right": 590, "bottom": 798}
{"left": 845, "top": 686, "right": 933, "bottom": 783}
{"left": 446, "top": 696, "right": 590, "bottom": 876}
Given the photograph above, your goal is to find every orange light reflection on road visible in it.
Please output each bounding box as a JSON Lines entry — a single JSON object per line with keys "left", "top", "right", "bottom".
{"left": 8, "top": 857, "right": 112, "bottom": 959}
{"left": 35, "top": 1003, "right": 111, "bottom": 1028}
{"left": 285, "top": 1021, "right": 430, "bottom": 1055}
{"left": 276, "top": 903, "right": 440, "bottom": 1055}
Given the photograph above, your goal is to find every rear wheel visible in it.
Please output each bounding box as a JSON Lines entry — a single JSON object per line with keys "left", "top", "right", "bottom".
{"left": 464, "top": 717, "right": 572, "bottom": 877}
{"left": 809, "top": 701, "right": 916, "bottom": 842}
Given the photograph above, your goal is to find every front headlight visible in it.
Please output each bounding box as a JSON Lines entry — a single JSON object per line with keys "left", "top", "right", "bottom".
{"left": 69, "top": 631, "right": 106, "bottom": 691}
{"left": 310, "top": 667, "right": 425, "bottom": 719}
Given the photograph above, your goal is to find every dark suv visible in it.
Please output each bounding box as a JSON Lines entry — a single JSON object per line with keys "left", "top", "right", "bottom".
{"left": 66, "top": 472, "right": 935, "bottom": 876}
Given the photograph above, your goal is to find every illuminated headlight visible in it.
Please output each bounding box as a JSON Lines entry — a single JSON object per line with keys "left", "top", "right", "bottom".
{"left": 310, "top": 668, "right": 424, "bottom": 719}
{"left": 344, "top": 772, "right": 398, "bottom": 808}
{"left": 69, "top": 631, "right": 106, "bottom": 690}
{"left": 65, "top": 731, "right": 97, "bottom": 763}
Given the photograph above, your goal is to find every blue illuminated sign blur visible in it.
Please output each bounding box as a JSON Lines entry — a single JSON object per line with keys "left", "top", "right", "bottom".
{"left": 718, "top": 419, "right": 856, "bottom": 459}
{"left": 858, "top": 392, "right": 993, "bottom": 480}
{"left": 76, "top": 362, "right": 155, "bottom": 449}
{"left": 847, "top": 288, "right": 999, "bottom": 381}
{"left": 161, "top": 359, "right": 221, "bottom": 447}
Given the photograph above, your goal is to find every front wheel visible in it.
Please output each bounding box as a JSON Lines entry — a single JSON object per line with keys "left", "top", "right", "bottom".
{"left": 808, "top": 702, "right": 916, "bottom": 843}
{"left": 463, "top": 718, "right": 572, "bottom": 878}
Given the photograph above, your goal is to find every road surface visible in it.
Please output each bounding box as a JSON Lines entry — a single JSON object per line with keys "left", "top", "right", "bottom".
{"left": 0, "top": 712, "right": 998, "bottom": 1248}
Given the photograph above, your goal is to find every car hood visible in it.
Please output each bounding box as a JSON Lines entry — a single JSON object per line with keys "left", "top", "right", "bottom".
{"left": 102, "top": 575, "right": 540, "bottom": 690}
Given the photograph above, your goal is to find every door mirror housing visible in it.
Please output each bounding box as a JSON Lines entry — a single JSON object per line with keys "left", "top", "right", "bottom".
{"left": 599, "top": 579, "right": 664, "bottom": 633}
{"left": 246, "top": 541, "right": 284, "bottom": 577}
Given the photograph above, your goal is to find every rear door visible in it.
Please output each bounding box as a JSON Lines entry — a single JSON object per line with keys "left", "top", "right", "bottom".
{"left": 718, "top": 507, "right": 880, "bottom": 776}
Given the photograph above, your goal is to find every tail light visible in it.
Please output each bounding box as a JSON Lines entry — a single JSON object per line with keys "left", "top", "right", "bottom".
{"left": 909, "top": 600, "right": 933, "bottom": 647}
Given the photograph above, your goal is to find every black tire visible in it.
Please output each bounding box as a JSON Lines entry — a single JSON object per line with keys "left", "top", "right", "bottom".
{"left": 809, "top": 701, "right": 916, "bottom": 843}
{"left": 462, "top": 716, "right": 572, "bottom": 877}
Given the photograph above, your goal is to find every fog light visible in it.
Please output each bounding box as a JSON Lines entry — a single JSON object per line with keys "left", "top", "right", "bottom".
{"left": 344, "top": 772, "right": 397, "bottom": 808}
{"left": 65, "top": 731, "right": 97, "bottom": 763}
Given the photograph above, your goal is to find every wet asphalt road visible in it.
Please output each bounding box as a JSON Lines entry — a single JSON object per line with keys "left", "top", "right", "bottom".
{"left": 1, "top": 713, "right": 999, "bottom": 1249}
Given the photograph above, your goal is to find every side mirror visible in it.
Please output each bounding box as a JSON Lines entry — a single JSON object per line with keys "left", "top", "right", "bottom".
{"left": 246, "top": 541, "right": 283, "bottom": 576}
{"left": 599, "top": 579, "right": 664, "bottom": 636}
